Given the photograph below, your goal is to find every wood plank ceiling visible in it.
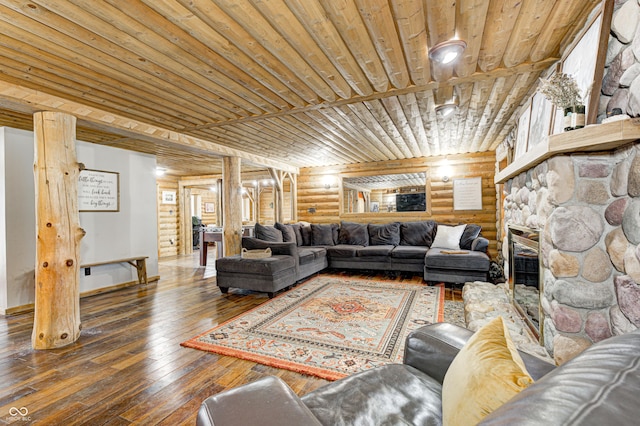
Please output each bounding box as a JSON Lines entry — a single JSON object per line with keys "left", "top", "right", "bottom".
{"left": 0, "top": 0, "right": 600, "bottom": 176}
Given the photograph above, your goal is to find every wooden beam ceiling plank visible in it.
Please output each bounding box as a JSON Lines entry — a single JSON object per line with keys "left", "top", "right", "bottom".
{"left": 397, "top": 92, "right": 431, "bottom": 157}
{"left": 454, "top": 0, "right": 490, "bottom": 78}
{"left": 529, "top": 0, "right": 599, "bottom": 62}
{"left": 108, "top": 0, "right": 296, "bottom": 112}
{"left": 318, "top": 0, "right": 389, "bottom": 92}
{"left": 300, "top": 110, "right": 378, "bottom": 163}
{"left": 452, "top": 82, "right": 474, "bottom": 152}
{"left": 354, "top": 0, "right": 410, "bottom": 89}
{"left": 313, "top": 108, "right": 386, "bottom": 161}
{"left": 189, "top": 0, "right": 338, "bottom": 102}
{"left": 502, "top": 0, "right": 557, "bottom": 67}
{"left": 0, "top": 48, "right": 205, "bottom": 130}
{"left": 0, "top": 2, "right": 238, "bottom": 122}
{"left": 283, "top": 0, "right": 373, "bottom": 97}
{"left": 479, "top": 70, "right": 541, "bottom": 151}
{"left": 322, "top": 107, "right": 392, "bottom": 162}
{"left": 0, "top": 30, "right": 213, "bottom": 128}
{"left": 459, "top": 79, "right": 494, "bottom": 153}
{"left": 380, "top": 97, "right": 423, "bottom": 158}
{"left": 59, "top": 0, "right": 269, "bottom": 116}
{"left": 139, "top": 0, "right": 308, "bottom": 109}
{"left": 477, "top": 0, "right": 523, "bottom": 72}
{"left": 349, "top": 102, "right": 406, "bottom": 159}
{"left": 391, "top": 0, "right": 431, "bottom": 86}
{"left": 0, "top": 81, "right": 298, "bottom": 173}
{"left": 425, "top": 0, "right": 456, "bottom": 83}
{"left": 414, "top": 90, "right": 441, "bottom": 156}
{"left": 363, "top": 99, "right": 413, "bottom": 158}
{"left": 274, "top": 115, "right": 363, "bottom": 165}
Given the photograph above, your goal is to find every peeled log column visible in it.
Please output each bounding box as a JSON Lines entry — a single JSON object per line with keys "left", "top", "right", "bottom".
{"left": 222, "top": 156, "right": 242, "bottom": 256}
{"left": 32, "top": 111, "right": 84, "bottom": 350}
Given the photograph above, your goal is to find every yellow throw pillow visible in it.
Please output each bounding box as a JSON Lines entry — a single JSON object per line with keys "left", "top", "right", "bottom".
{"left": 442, "top": 316, "right": 534, "bottom": 426}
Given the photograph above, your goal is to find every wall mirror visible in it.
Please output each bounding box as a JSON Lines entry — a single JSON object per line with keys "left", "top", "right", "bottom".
{"left": 341, "top": 171, "right": 429, "bottom": 214}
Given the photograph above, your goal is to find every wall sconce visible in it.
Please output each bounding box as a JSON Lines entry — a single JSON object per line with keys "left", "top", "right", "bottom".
{"left": 439, "top": 158, "right": 452, "bottom": 182}
{"left": 323, "top": 175, "right": 337, "bottom": 189}
{"left": 429, "top": 39, "right": 467, "bottom": 65}
{"left": 209, "top": 186, "right": 216, "bottom": 192}
{"left": 155, "top": 167, "right": 166, "bottom": 177}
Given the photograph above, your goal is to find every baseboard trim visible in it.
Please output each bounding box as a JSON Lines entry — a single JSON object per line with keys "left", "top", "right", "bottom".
{"left": 2, "top": 275, "right": 160, "bottom": 316}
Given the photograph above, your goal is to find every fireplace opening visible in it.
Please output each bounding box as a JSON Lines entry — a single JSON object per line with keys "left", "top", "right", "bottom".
{"left": 508, "top": 225, "right": 543, "bottom": 344}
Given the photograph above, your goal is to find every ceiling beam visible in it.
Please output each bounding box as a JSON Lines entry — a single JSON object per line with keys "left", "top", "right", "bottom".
{"left": 0, "top": 80, "right": 299, "bottom": 174}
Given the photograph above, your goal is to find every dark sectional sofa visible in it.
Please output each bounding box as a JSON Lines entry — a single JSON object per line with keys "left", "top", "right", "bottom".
{"left": 215, "top": 220, "right": 491, "bottom": 297}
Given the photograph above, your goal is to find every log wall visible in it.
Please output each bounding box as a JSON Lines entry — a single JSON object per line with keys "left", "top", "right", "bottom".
{"left": 298, "top": 152, "right": 498, "bottom": 259}
{"left": 156, "top": 176, "right": 180, "bottom": 258}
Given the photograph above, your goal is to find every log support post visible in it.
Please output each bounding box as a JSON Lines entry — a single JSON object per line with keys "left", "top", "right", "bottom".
{"left": 32, "top": 111, "right": 84, "bottom": 350}
{"left": 222, "top": 156, "right": 242, "bottom": 256}
{"left": 269, "top": 168, "right": 284, "bottom": 223}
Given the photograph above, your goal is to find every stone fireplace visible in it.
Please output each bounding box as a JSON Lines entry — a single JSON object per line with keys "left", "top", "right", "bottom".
{"left": 501, "top": 134, "right": 640, "bottom": 364}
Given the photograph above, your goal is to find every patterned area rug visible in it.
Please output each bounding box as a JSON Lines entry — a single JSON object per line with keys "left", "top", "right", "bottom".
{"left": 182, "top": 275, "right": 444, "bottom": 380}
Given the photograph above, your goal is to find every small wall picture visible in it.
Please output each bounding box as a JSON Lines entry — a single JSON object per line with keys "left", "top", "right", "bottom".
{"left": 162, "top": 190, "right": 176, "bottom": 205}
{"left": 370, "top": 201, "right": 380, "bottom": 212}
{"left": 204, "top": 202, "right": 215, "bottom": 213}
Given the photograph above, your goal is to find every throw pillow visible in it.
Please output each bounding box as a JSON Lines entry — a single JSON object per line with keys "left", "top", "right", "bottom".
{"left": 274, "top": 222, "right": 297, "bottom": 243}
{"left": 431, "top": 224, "right": 467, "bottom": 250}
{"left": 442, "top": 316, "right": 534, "bottom": 426}
{"left": 311, "top": 223, "right": 336, "bottom": 246}
{"left": 290, "top": 223, "right": 304, "bottom": 246}
{"left": 300, "top": 225, "right": 312, "bottom": 246}
{"left": 338, "top": 221, "right": 369, "bottom": 246}
{"left": 460, "top": 224, "right": 482, "bottom": 250}
{"left": 400, "top": 220, "right": 437, "bottom": 246}
{"left": 254, "top": 223, "right": 283, "bottom": 242}
{"left": 368, "top": 223, "right": 400, "bottom": 246}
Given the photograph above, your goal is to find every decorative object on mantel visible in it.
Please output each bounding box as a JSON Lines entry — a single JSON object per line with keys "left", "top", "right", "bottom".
{"left": 538, "top": 73, "right": 586, "bottom": 132}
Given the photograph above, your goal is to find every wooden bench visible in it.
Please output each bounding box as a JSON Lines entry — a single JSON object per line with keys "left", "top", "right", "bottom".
{"left": 81, "top": 256, "right": 149, "bottom": 285}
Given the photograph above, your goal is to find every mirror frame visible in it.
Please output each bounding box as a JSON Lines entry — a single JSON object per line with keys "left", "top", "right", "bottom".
{"left": 339, "top": 169, "right": 432, "bottom": 217}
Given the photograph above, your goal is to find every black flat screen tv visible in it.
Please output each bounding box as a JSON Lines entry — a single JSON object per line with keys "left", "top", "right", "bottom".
{"left": 396, "top": 193, "right": 426, "bottom": 212}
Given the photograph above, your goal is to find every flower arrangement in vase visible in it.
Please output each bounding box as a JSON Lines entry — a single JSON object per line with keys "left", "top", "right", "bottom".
{"left": 538, "top": 73, "right": 585, "bottom": 131}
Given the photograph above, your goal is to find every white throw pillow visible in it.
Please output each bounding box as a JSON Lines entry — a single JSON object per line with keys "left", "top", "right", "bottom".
{"left": 431, "top": 224, "right": 467, "bottom": 249}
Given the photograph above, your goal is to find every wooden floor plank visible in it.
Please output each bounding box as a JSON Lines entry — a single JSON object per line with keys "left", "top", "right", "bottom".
{"left": 0, "top": 253, "right": 460, "bottom": 425}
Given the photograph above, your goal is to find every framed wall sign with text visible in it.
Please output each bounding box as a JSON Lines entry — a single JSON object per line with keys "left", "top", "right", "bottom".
{"left": 78, "top": 169, "right": 120, "bottom": 212}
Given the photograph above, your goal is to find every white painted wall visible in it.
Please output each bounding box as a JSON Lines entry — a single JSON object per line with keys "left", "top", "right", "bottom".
{"left": 0, "top": 127, "right": 159, "bottom": 314}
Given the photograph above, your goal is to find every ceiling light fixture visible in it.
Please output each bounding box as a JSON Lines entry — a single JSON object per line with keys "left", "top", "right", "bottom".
{"left": 435, "top": 101, "right": 459, "bottom": 118}
{"left": 428, "top": 39, "right": 467, "bottom": 65}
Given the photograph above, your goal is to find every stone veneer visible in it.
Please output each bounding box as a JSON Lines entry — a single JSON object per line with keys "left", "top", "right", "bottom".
{"left": 503, "top": 144, "right": 640, "bottom": 364}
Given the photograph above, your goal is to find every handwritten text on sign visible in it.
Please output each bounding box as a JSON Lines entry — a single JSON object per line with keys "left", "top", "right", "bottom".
{"left": 78, "top": 169, "right": 119, "bottom": 212}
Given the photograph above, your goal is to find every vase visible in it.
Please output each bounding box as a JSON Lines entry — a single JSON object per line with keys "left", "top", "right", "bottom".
{"left": 571, "top": 105, "right": 585, "bottom": 129}
{"left": 563, "top": 107, "right": 574, "bottom": 131}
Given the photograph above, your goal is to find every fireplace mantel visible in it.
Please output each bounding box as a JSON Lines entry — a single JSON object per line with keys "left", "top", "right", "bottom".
{"left": 495, "top": 118, "right": 640, "bottom": 184}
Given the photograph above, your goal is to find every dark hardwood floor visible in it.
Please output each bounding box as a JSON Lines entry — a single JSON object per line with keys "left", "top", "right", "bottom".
{"left": 0, "top": 253, "right": 462, "bottom": 425}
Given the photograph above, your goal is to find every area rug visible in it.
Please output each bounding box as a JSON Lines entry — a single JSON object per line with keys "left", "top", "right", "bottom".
{"left": 182, "top": 275, "right": 444, "bottom": 380}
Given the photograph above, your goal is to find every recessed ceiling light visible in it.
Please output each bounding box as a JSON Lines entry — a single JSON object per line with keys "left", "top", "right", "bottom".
{"left": 429, "top": 39, "right": 467, "bottom": 65}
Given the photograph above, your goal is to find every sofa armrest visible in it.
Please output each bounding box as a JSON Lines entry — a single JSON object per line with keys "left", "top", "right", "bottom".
{"left": 196, "top": 376, "right": 322, "bottom": 426}
{"left": 403, "top": 323, "right": 473, "bottom": 384}
{"left": 242, "top": 237, "right": 298, "bottom": 257}
{"left": 471, "top": 236, "right": 489, "bottom": 252}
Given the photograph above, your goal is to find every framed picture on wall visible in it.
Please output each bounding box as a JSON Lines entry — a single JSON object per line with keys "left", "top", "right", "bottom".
{"left": 527, "top": 91, "right": 553, "bottom": 149}
{"left": 204, "top": 202, "right": 215, "bottom": 213}
{"left": 162, "top": 190, "right": 176, "bottom": 205}
{"left": 561, "top": 7, "right": 609, "bottom": 124}
{"left": 78, "top": 169, "right": 120, "bottom": 212}
{"left": 515, "top": 103, "right": 531, "bottom": 160}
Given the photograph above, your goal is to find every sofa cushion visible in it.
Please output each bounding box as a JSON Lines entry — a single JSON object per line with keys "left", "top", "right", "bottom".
{"left": 460, "top": 224, "right": 482, "bottom": 250}
{"left": 442, "top": 316, "right": 533, "bottom": 426}
{"left": 400, "top": 221, "right": 436, "bottom": 246}
{"left": 368, "top": 222, "right": 400, "bottom": 246}
{"left": 255, "top": 223, "right": 283, "bottom": 242}
{"left": 311, "top": 224, "right": 337, "bottom": 246}
{"left": 302, "top": 364, "right": 443, "bottom": 426}
{"left": 297, "top": 247, "right": 316, "bottom": 265}
{"left": 390, "top": 245, "right": 429, "bottom": 259}
{"left": 338, "top": 221, "right": 369, "bottom": 246}
{"left": 275, "top": 222, "right": 297, "bottom": 244}
{"left": 425, "top": 247, "right": 490, "bottom": 271}
{"left": 216, "top": 255, "right": 296, "bottom": 276}
{"left": 357, "top": 245, "right": 394, "bottom": 257}
{"left": 327, "top": 245, "right": 361, "bottom": 258}
{"left": 431, "top": 224, "right": 467, "bottom": 249}
{"left": 300, "top": 225, "right": 312, "bottom": 246}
